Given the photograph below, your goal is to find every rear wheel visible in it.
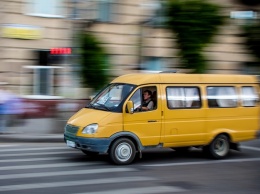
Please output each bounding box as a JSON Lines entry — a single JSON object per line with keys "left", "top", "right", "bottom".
{"left": 109, "top": 138, "right": 136, "bottom": 165}
{"left": 204, "top": 134, "right": 230, "bottom": 159}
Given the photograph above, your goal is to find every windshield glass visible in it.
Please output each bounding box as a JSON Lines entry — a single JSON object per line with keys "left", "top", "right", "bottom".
{"left": 87, "top": 83, "right": 135, "bottom": 112}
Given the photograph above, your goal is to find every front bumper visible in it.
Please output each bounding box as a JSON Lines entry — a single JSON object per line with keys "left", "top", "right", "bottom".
{"left": 64, "top": 133, "right": 111, "bottom": 153}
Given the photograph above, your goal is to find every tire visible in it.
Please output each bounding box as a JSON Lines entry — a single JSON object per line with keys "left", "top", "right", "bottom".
{"left": 81, "top": 150, "right": 99, "bottom": 156}
{"left": 205, "top": 134, "right": 230, "bottom": 159}
{"left": 109, "top": 138, "right": 136, "bottom": 165}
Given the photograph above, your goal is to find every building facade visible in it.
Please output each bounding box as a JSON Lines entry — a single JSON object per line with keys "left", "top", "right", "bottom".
{"left": 0, "top": 0, "right": 259, "bottom": 99}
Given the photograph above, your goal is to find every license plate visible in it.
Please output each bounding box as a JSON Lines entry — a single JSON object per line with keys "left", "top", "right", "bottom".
{"left": 66, "top": 140, "right": 76, "bottom": 148}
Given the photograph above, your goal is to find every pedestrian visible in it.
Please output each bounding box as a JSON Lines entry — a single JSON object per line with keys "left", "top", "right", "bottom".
{"left": 0, "top": 82, "right": 9, "bottom": 133}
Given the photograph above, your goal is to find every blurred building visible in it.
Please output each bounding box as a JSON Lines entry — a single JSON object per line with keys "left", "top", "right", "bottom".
{"left": 0, "top": 0, "right": 260, "bottom": 99}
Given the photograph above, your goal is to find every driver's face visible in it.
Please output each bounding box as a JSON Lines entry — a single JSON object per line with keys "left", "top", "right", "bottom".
{"left": 143, "top": 92, "right": 150, "bottom": 100}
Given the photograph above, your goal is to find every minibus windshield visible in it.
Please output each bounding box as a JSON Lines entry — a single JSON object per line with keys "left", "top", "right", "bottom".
{"left": 86, "top": 83, "right": 135, "bottom": 112}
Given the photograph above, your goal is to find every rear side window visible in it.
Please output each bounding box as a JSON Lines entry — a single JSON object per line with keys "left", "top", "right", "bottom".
{"left": 166, "top": 87, "right": 201, "bottom": 109}
{"left": 207, "top": 86, "right": 237, "bottom": 108}
{"left": 241, "top": 86, "right": 259, "bottom": 107}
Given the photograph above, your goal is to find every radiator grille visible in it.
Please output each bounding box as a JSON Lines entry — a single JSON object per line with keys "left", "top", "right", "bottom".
{"left": 65, "top": 124, "right": 79, "bottom": 134}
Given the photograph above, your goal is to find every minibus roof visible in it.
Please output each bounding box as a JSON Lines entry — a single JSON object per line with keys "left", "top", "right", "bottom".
{"left": 111, "top": 73, "right": 258, "bottom": 85}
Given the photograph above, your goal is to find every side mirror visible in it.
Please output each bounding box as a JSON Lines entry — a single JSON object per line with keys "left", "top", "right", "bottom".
{"left": 89, "top": 95, "right": 94, "bottom": 101}
{"left": 126, "top": 101, "right": 134, "bottom": 114}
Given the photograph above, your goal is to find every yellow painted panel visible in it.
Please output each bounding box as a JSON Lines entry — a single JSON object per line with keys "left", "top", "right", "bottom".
{"left": 1, "top": 25, "right": 42, "bottom": 39}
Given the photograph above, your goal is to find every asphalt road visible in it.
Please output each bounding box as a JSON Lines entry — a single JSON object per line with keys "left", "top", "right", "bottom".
{"left": 0, "top": 140, "right": 260, "bottom": 194}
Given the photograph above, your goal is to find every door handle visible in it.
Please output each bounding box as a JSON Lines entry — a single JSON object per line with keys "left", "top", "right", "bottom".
{"left": 148, "top": 120, "right": 157, "bottom": 122}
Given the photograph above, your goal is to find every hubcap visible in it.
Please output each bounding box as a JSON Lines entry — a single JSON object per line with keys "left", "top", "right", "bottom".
{"left": 214, "top": 138, "right": 228, "bottom": 156}
{"left": 115, "top": 142, "right": 132, "bottom": 162}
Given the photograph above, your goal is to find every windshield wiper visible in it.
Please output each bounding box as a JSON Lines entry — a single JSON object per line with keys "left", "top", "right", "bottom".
{"left": 86, "top": 103, "right": 94, "bottom": 108}
{"left": 94, "top": 103, "right": 111, "bottom": 111}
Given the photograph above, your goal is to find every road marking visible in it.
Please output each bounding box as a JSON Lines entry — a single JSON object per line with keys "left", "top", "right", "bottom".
{"left": 0, "top": 146, "right": 69, "bottom": 152}
{"left": 0, "top": 168, "right": 136, "bottom": 180}
{"left": 0, "top": 162, "right": 104, "bottom": 171}
{"left": 75, "top": 186, "right": 187, "bottom": 194}
{"left": 0, "top": 177, "right": 156, "bottom": 192}
{"left": 0, "top": 151, "right": 73, "bottom": 157}
{"left": 0, "top": 157, "right": 68, "bottom": 163}
{"left": 143, "top": 157, "right": 260, "bottom": 167}
{"left": 241, "top": 146, "right": 260, "bottom": 152}
{"left": 0, "top": 144, "right": 19, "bottom": 147}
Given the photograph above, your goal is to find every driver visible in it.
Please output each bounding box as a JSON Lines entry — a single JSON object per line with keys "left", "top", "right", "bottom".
{"left": 139, "top": 90, "right": 154, "bottom": 111}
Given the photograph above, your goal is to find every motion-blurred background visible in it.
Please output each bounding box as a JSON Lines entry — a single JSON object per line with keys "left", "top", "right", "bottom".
{"left": 1, "top": 0, "right": 260, "bottom": 134}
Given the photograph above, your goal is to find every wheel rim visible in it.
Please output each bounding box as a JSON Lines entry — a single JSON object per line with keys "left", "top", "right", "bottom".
{"left": 115, "top": 142, "right": 132, "bottom": 162}
{"left": 213, "top": 137, "right": 228, "bottom": 156}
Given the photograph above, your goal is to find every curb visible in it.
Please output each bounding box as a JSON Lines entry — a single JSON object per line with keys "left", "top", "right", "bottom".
{"left": 0, "top": 133, "right": 64, "bottom": 143}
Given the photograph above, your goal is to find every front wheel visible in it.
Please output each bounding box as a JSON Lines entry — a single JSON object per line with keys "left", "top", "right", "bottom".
{"left": 109, "top": 138, "right": 136, "bottom": 165}
{"left": 204, "top": 134, "right": 230, "bottom": 159}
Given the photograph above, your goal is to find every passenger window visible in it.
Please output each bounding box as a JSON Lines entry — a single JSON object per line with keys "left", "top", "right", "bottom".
{"left": 166, "top": 87, "right": 201, "bottom": 109}
{"left": 241, "top": 86, "right": 259, "bottom": 107}
{"left": 207, "top": 86, "right": 237, "bottom": 108}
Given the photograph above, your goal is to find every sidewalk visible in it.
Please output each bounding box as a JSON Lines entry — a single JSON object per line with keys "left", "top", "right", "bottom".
{"left": 0, "top": 117, "right": 66, "bottom": 143}
{"left": 0, "top": 132, "right": 64, "bottom": 143}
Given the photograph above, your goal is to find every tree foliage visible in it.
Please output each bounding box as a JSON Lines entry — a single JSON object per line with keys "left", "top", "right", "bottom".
{"left": 244, "top": 21, "right": 260, "bottom": 61}
{"left": 78, "top": 33, "right": 109, "bottom": 91}
{"left": 165, "top": 0, "right": 225, "bottom": 73}
{"left": 235, "top": 0, "right": 260, "bottom": 64}
{"left": 237, "top": 0, "right": 260, "bottom": 6}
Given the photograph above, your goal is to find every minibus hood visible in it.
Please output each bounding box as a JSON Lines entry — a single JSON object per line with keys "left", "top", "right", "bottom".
{"left": 68, "top": 108, "right": 112, "bottom": 127}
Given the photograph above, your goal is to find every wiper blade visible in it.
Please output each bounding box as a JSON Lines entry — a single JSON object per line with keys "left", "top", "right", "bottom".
{"left": 86, "top": 103, "right": 94, "bottom": 108}
{"left": 94, "top": 103, "right": 111, "bottom": 111}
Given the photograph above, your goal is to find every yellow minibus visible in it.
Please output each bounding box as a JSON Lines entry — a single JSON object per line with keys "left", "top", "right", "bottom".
{"left": 64, "top": 73, "right": 260, "bottom": 165}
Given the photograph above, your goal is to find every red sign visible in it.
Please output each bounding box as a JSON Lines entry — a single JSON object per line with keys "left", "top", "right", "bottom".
{"left": 50, "top": 48, "right": 71, "bottom": 55}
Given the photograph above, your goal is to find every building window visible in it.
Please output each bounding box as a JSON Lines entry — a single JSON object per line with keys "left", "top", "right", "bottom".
{"left": 207, "top": 86, "right": 237, "bottom": 108}
{"left": 230, "top": 11, "right": 257, "bottom": 25}
{"left": 22, "top": 66, "right": 63, "bottom": 97}
{"left": 98, "top": 0, "right": 113, "bottom": 22}
{"left": 241, "top": 86, "right": 259, "bottom": 107}
{"left": 26, "top": 0, "right": 64, "bottom": 18}
{"left": 166, "top": 87, "right": 201, "bottom": 109}
{"left": 141, "top": 57, "right": 166, "bottom": 72}
{"left": 35, "top": 68, "right": 52, "bottom": 95}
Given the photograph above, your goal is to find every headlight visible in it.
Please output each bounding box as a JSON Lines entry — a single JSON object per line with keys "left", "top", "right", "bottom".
{"left": 82, "top": 123, "right": 98, "bottom": 134}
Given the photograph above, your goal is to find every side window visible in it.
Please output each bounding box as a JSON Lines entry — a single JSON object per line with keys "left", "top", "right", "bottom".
{"left": 130, "top": 89, "right": 142, "bottom": 111}
{"left": 241, "top": 86, "right": 259, "bottom": 107}
{"left": 207, "top": 86, "right": 237, "bottom": 108}
{"left": 129, "top": 86, "right": 157, "bottom": 112}
{"left": 167, "top": 87, "right": 201, "bottom": 109}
